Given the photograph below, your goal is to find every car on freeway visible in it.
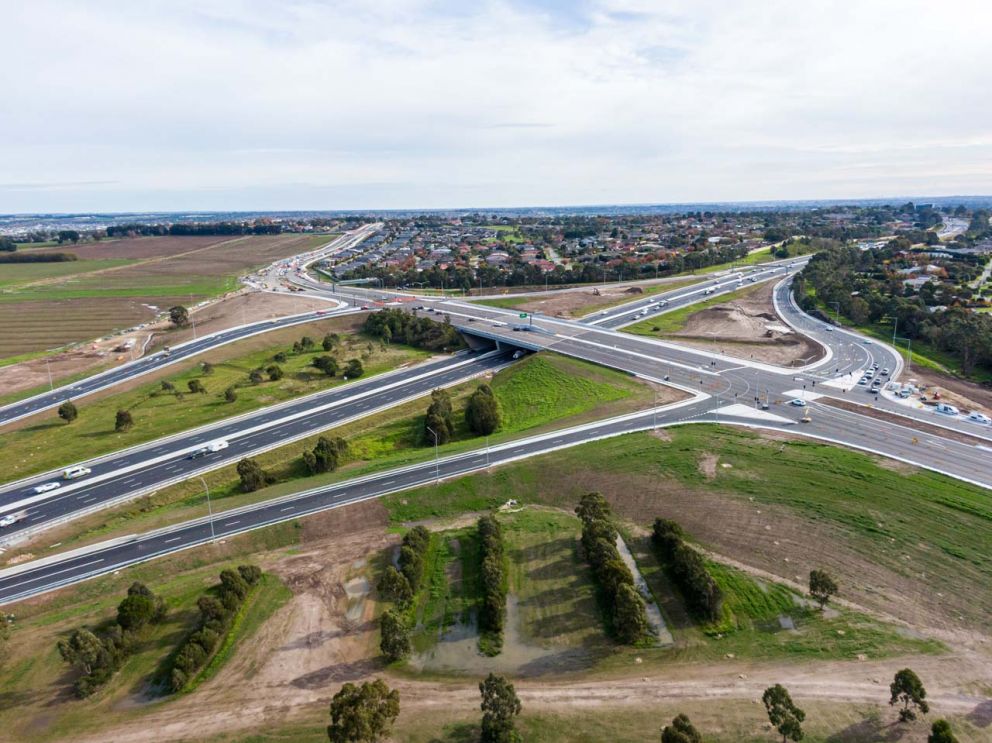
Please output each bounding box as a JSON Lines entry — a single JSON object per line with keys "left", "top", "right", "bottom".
{"left": 789, "top": 399, "right": 807, "bottom": 407}
{"left": 0, "top": 511, "right": 28, "bottom": 528}
{"left": 189, "top": 440, "right": 230, "bottom": 459}
{"left": 33, "top": 482, "right": 61, "bottom": 494}
{"left": 934, "top": 403, "right": 960, "bottom": 416}
{"left": 967, "top": 411, "right": 991, "bottom": 424}
{"left": 62, "top": 466, "right": 92, "bottom": 480}
{"left": 864, "top": 339, "right": 873, "bottom": 344}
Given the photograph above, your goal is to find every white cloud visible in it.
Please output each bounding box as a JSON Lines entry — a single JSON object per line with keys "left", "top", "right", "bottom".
{"left": 1, "top": 0, "right": 990, "bottom": 211}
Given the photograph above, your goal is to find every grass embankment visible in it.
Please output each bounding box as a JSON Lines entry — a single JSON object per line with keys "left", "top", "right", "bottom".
{"left": 0, "top": 327, "right": 429, "bottom": 481}
{"left": 4, "top": 353, "right": 655, "bottom": 563}
{"left": 622, "top": 281, "right": 757, "bottom": 337}
{"left": 383, "top": 425, "right": 992, "bottom": 630}
{"left": 0, "top": 530, "right": 296, "bottom": 742}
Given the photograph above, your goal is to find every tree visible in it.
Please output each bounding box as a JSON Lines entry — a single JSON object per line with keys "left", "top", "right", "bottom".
{"left": 161, "top": 380, "right": 176, "bottom": 393}
{"left": 248, "top": 368, "right": 264, "bottom": 384}
{"left": 808, "top": 569, "right": 838, "bottom": 610}
{"left": 327, "top": 679, "right": 400, "bottom": 743}
{"left": 58, "top": 400, "right": 78, "bottom": 424}
{"left": 376, "top": 566, "right": 412, "bottom": 603}
{"left": 273, "top": 351, "right": 288, "bottom": 363}
{"left": 0, "top": 236, "right": 16, "bottom": 252}
{"left": 479, "top": 673, "right": 522, "bottom": 743}
{"left": 424, "top": 388, "right": 453, "bottom": 444}
{"left": 224, "top": 386, "right": 238, "bottom": 403}
{"left": 169, "top": 305, "right": 190, "bottom": 328}
{"left": 116, "top": 592, "right": 156, "bottom": 633}
{"left": 187, "top": 379, "right": 206, "bottom": 394}
{"left": 266, "top": 364, "right": 284, "bottom": 381}
{"left": 465, "top": 383, "right": 502, "bottom": 435}
{"left": 57, "top": 229, "right": 80, "bottom": 244}
{"left": 379, "top": 609, "right": 410, "bottom": 662}
{"left": 613, "top": 582, "right": 649, "bottom": 643}
{"left": 304, "top": 436, "right": 344, "bottom": 474}
{"left": 661, "top": 713, "right": 702, "bottom": 743}
{"left": 57, "top": 629, "right": 105, "bottom": 676}
{"left": 575, "top": 492, "right": 611, "bottom": 526}
{"left": 312, "top": 355, "right": 339, "bottom": 377}
{"left": 323, "top": 333, "right": 340, "bottom": 351}
{"left": 236, "top": 458, "right": 270, "bottom": 493}
{"left": 763, "top": 684, "right": 805, "bottom": 743}
{"left": 928, "top": 719, "right": 958, "bottom": 743}
{"left": 299, "top": 335, "right": 315, "bottom": 351}
{"left": 344, "top": 359, "right": 364, "bottom": 378}
{"left": 201, "top": 362, "right": 214, "bottom": 375}
{"left": 114, "top": 409, "right": 134, "bottom": 432}
{"left": 890, "top": 668, "right": 929, "bottom": 722}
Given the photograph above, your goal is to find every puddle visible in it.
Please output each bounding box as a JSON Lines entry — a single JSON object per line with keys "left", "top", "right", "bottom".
{"left": 614, "top": 535, "right": 674, "bottom": 646}
{"left": 344, "top": 577, "right": 370, "bottom": 624}
{"left": 408, "top": 594, "right": 591, "bottom": 676}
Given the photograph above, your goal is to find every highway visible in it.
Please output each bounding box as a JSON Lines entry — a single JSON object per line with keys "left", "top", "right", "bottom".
{"left": 1, "top": 239, "right": 990, "bottom": 602}
{"left": 0, "top": 350, "right": 509, "bottom": 544}
{"left": 0, "top": 226, "right": 380, "bottom": 428}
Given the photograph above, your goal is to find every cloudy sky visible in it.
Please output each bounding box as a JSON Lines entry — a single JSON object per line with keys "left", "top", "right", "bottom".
{"left": 2, "top": 0, "right": 991, "bottom": 212}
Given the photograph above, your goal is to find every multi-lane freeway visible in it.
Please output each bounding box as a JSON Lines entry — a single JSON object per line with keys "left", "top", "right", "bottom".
{"left": 1, "top": 237, "right": 990, "bottom": 604}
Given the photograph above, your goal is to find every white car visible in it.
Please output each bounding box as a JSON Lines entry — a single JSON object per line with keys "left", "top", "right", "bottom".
{"left": 62, "top": 466, "right": 92, "bottom": 480}
{"left": 789, "top": 399, "right": 807, "bottom": 407}
{"left": 0, "top": 514, "right": 19, "bottom": 528}
{"left": 967, "top": 411, "right": 991, "bottom": 425}
{"left": 33, "top": 482, "right": 61, "bottom": 494}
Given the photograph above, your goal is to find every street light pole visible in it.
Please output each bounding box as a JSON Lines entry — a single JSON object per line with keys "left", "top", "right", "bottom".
{"left": 44, "top": 357, "right": 54, "bottom": 392}
{"left": 426, "top": 426, "right": 440, "bottom": 484}
{"left": 197, "top": 476, "right": 215, "bottom": 541}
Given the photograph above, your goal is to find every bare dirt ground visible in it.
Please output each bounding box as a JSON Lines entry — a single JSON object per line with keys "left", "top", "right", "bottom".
{"left": 669, "top": 281, "right": 825, "bottom": 367}
{"left": 69, "top": 497, "right": 992, "bottom": 743}
{"left": 899, "top": 365, "right": 992, "bottom": 415}
{"left": 0, "top": 290, "right": 341, "bottom": 400}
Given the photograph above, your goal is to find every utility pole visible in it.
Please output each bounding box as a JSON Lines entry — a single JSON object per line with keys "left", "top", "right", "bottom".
{"left": 197, "top": 476, "right": 215, "bottom": 542}
{"left": 426, "top": 426, "right": 440, "bottom": 484}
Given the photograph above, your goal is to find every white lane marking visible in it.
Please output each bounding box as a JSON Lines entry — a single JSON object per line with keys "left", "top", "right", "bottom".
{"left": 280, "top": 506, "right": 295, "bottom": 512}
{"left": 164, "top": 536, "right": 182, "bottom": 543}
{"left": 4, "top": 558, "right": 104, "bottom": 590}
{"left": 224, "top": 520, "right": 240, "bottom": 526}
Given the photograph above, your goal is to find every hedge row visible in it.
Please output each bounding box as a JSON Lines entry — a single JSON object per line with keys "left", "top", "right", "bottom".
{"left": 477, "top": 515, "right": 507, "bottom": 654}
{"left": 575, "top": 493, "right": 649, "bottom": 644}
{"left": 0, "top": 252, "right": 77, "bottom": 263}
{"left": 651, "top": 519, "right": 723, "bottom": 622}
{"left": 168, "top": 565, "right": 262, "bottom": 693}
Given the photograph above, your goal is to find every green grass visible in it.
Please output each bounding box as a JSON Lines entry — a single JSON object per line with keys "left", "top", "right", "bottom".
{"left": 382, "top": 425, "right": 992, "bottom": 629}
{"left": 473, "top": 278, "right": 701, "bottom": 316}
{"left": 491, "top": 354, "right": 645, "bottom": 432}
{"left": 0, "top": 330, "right": 428, "bottom": 482}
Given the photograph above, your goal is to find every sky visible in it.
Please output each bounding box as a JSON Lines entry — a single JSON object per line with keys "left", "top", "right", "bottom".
{"left": 2, "top": 0, "right": 991, "bottom": 213}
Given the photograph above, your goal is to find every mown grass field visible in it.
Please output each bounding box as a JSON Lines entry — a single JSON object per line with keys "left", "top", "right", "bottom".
{"left": 0, "top": 327, "right": 429, "bottom": 482}
{"left": 0, "top": 234, "right": 331, "bottom": 357}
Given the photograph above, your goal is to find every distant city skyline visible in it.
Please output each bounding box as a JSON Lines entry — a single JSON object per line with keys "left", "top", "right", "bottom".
{"left": 3, "top": 0, "right": 991, "bottom": 212}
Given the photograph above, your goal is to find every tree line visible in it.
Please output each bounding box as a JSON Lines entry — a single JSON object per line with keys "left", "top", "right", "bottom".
{"left": 167, "top": 565, "right": 263, "bottom": 693}
{"left": 575, "top": 493, "right": 649, "bottom": 644}
{"left": 0, "top": 251, "right": 77, "bottom": 263}
{"left": 375, "top": 525, "right": 432, "bottom": 663}
{"left": 797, "top": 247, "right": 992, "bottom": 377}
{"left": 422, "top": 385, "right": 502, "bottom": 448}
{"left": 651, "top": 518, "right": 723, "bottom": 622}
{"left": 106, "top": 221, "right": 283, "bottom": 237}
{"left": 58, "top": 582, "right": 167, "bottom": 697}
{"left": 477, "top": 515, "right": 507, "bottom": 656}
{"left": 363, "top": 308, "right": 464, "bottom": 352}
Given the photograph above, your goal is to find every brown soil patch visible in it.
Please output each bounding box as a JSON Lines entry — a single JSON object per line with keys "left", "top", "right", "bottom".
{"left": 34, "top": 235, "right": 235, "bottom": 261}
{"left": 697, "top": 452, "right": 718, "bottom": 479}
{"left": 488, "top": 278, "right": 699, "bottom": 319}
{"left": 900, "top": 365, "right": 992, "bottom": 414}
{"left": 671, "top": 281, "right": 824, "bottom": 367}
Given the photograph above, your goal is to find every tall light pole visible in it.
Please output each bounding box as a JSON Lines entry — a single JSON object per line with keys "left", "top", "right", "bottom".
{"left": 197, "top": 476, "right": 215, "bottom": 541}
{"left": 426, "top": 426, "right": 440, "bottom": 484}
{"left": 44, "top": 357, "right": 54, "bottom": 391}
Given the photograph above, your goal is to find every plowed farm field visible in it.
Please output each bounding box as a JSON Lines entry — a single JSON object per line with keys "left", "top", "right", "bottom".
{"left": 0, "top": 233, "right": 330, "bottom": 358}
